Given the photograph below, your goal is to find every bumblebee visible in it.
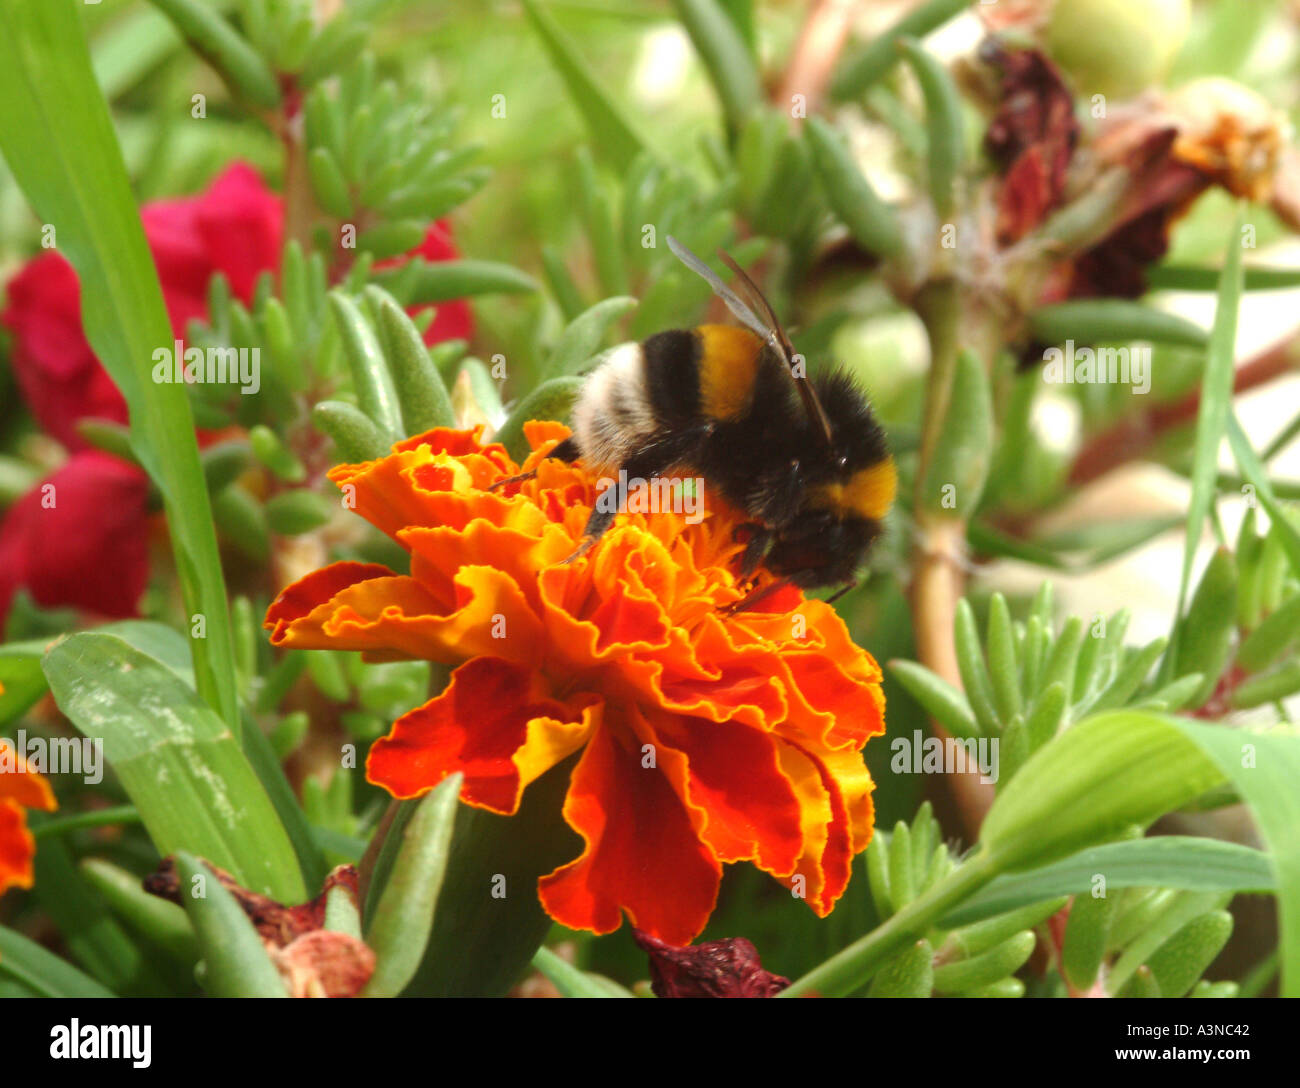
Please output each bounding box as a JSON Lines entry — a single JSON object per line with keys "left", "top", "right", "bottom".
{"left": 500, "top": 237, "right": 896, "bottom": 607}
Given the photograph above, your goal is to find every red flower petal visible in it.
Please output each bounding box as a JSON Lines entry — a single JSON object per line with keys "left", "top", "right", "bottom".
{"left": 539, "top": 715, "right": 722, "bottom": 945}
{"left": 366, "top": 657, "right": 598, "bottom": 812}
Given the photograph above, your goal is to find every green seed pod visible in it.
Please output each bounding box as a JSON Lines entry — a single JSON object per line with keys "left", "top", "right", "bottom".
{"left": 932, "top": 930, "right": 1036, "bottom": 995}
{"left": 1061, "top": 891, "right": 1118, "bottom": 991}
{"left": 1172, "top": 548, "right": 1239, "bottom": 707}
{"left": 1046, "top": 0, "right": 1190, "bottom": 101}
{"left": 868, "top": 938, "right": 934, "bottom": 998}
{"left": 1147, "top": 910, "right": 1233, "bottom": 999}
{"left": 265, "top": 490, "right": 336, "bottom": 536}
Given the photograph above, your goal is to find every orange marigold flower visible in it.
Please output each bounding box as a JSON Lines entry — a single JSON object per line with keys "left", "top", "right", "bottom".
{"left": 265, "top": 423, "right": 887, "bottom": 944}
{"left": 0, "top": 728, "right": 57, "bottom": 897}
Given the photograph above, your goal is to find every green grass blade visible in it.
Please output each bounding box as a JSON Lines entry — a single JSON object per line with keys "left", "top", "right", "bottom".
{"left": 0, "top": 0, "right": 239, "bottom": 734}
{"left": 42, "top": 633, "right": 306, "bottom": 902}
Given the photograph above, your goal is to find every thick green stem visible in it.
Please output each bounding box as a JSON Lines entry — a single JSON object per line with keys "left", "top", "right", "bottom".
{"left": 781, "top": 848, "right": 1000, "bottom": 997}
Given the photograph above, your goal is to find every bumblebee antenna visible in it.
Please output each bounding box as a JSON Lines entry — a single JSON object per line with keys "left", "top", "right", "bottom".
{"left": 665, "top": 235, "right": 835, "bottom": 446}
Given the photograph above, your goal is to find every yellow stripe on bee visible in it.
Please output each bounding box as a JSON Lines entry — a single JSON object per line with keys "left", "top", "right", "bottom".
{"left": 697, "top": 325, "right": 762, "bottom": 421}
{"left": 815, "top": 458, "right": 897, "bottom": 521}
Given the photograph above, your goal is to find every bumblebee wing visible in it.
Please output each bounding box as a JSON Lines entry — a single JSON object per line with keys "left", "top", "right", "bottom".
{"left": 665, "top": 236, "right": 775, "bottom": 345}
{"left": 715, "top": 251, "right": 836, "bottom": 448}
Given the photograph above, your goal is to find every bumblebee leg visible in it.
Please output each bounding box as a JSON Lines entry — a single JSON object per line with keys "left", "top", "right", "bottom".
{"left": 733, "top": 523, "right": 774, "bottom": 577}
{"left": 489, "top": 436, "right": 582, "bottom": 491}
{"left": 720, "top": 577, "right": 795, "bottom": 615}
{"left": 560, "top": 432, "right": 704, "bottom": 564}
{"left": 823, "top": 578, "right": 858, "bottom": 606}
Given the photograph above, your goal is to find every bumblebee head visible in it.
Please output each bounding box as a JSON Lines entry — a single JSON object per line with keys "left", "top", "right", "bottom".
{"left": 802, "top": 372, "right": 897, "bottom": 525}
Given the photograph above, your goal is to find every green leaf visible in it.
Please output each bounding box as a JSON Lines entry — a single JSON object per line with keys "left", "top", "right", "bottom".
{"left": 1165, "top": 208, "right": 1245, "bottom": 679}
{"left": 804, "top": 116, "right": 904, "bottom": 260}
{"left": 670, "top": 0, "right": 761, "bottom": 132}
{"left": 0, "top": 0, "right": 240, "bottom": 734}
{"left": 519, "top": 0, "right": 656, "bottom": 171}
{"left": 362, "top": 775, "right": 461, "bottom": 997}
{"left": 986, "top": 594, "right": 1021, "bottom": 724}
{"left": 147, "top": 0, "right": 280, "bottom": 107}
{"left": 898, "top": 37, "right": 964, "bottom": 217}
{"left": 42, "top": 633, "right": 306, "bottom": 902}
{"left": 1147, "top": 264, "right": 1300, "bottom": 292}
{"left": 888, "top": 660, "right": 979, "bottom": 738}
{"left": 174, "top": 853, "right": 288, "bottom": 998}
{"left": 531, "top": 945, "right": 636, "bottom": 998}
{"left": 919, "top": 349, "right": 992, "bottom": 517}
{"left": 494, "top": 377, "right": 585, "bottom": 464}
{"left": 1061, "top": 891, "right": 1116, "bottom": 991}
{"left": 313, "top": 399, "right": 391, "bottom": 463}
{"left": 1027, "top": 300, "right": 1209, "bottom": 349}
{"left": 954, "top": 598, "right": 1000, "bottom": 734}
{"left": 373, "top": 258, "right": 538, "bottom": 304}
{"left": 401, "top": 756, "right": 582, "bottom": 996}
{"left": 831, "top": 0, "right": 969, "bottom": 100}
{"left": 330, "top": 292, "right": 405, "bottom": 443}
{"left": 0, "top": 926, "right": 115, "bottom": 998}
{"left": 1146, "top": 910, "right": 1233, "bottom": 999}
{"left": 80, "top": 858, "right": 200, "bottom": 966}
{"left": 868, "top": 938, "right": 933, "bottom": 997}
{"left": 367, "top": 286, "right": 456, "bottom": 434}
{"left": 931, "top": 930, "right": 1035, "bottom": 995}
{"left": 546, "top": 301, "right": 638, "bottom": 378}
{"left": 939, "top": 836, "right": 1274, "bottom": 928}
{"left": 1226, "top": 413, "right": 1300, "bottom": 579}
{"left": 1171, "top": 548, "right": 1237, "bottom": 706}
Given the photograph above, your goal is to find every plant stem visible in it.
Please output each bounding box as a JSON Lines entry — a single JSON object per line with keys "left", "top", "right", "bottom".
{"left": 780, "top": 848, "right": 1000, "bottom": 997}
{"left": 910, "top": 280, "right": 1000, "bottom": 840}
{"left": 32, "top": 805, "right": 142, "bottom": 839}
